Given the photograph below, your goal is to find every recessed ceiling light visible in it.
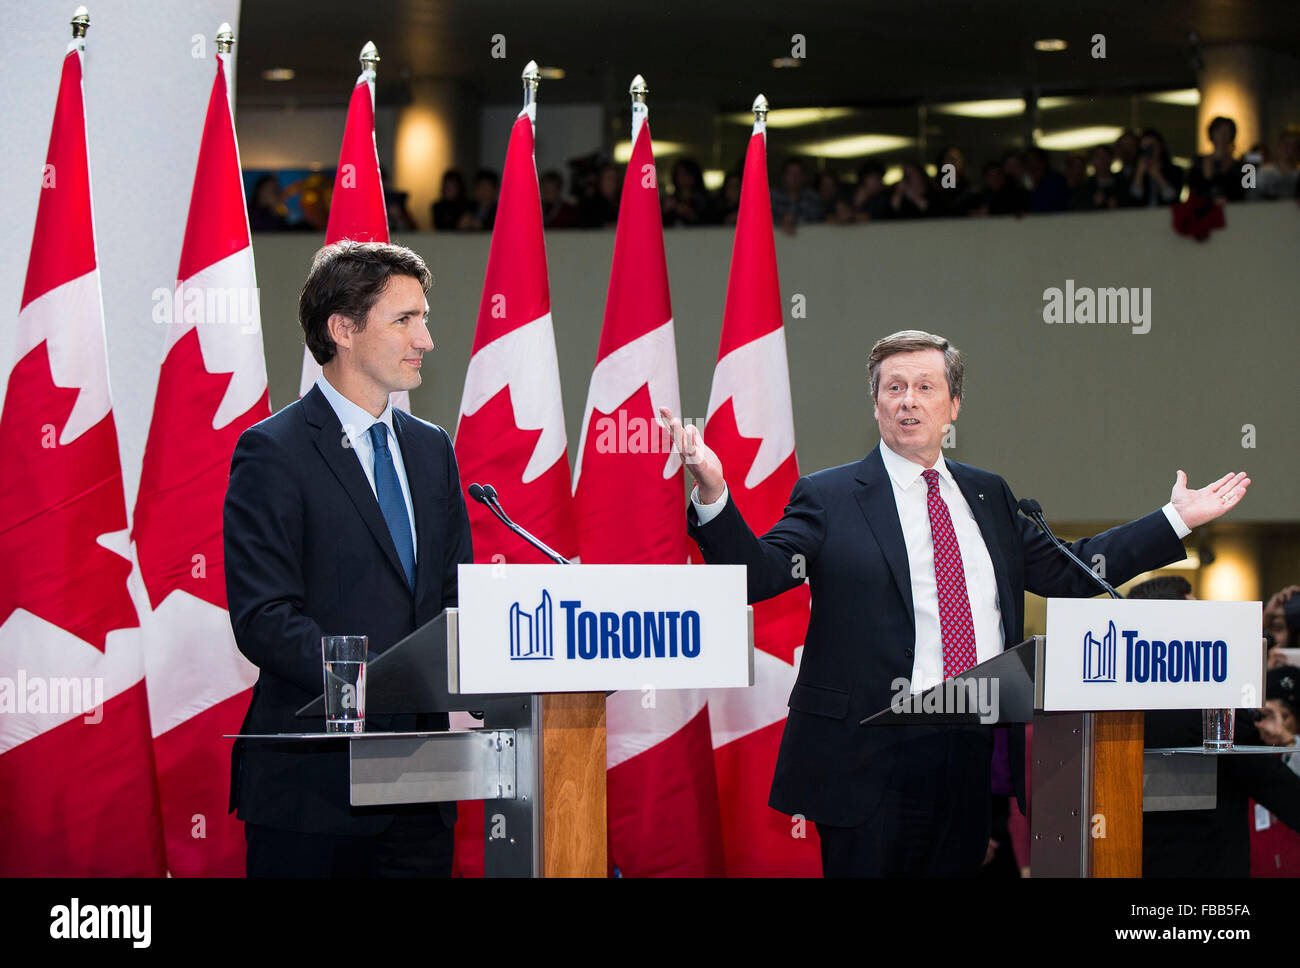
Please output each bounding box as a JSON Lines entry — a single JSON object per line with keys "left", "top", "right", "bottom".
{"left": 794, "top": 134, "right": 913, "bottom": 158}
{"left": 1146, "top": 88, "right": 1200, "bottom": 106}
{"left": 725, "top": 107, "right": 856, "bottom": 127}
{"left": 934, "top": 99, "right": 1026, "bottom": 118}
{"left": 262, "top": 68, "right": 295, "bottom": 81}
{"left": 1034, "top": 39, "right": 1068, "bottom": 52}
{"left": 613, "top": 139, "right": 686, "bottom": 163}
{"left": 1036, "top": 125, "right": 1125, "bottom": 151}
{"left": 538, "top": 66, "right": 565, "bottom": 80}
{"left": 771, "top": 57, "right": 801, "bottom": 69}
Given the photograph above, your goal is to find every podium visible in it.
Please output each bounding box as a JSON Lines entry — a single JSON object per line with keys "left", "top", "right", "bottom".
{"left": 861, "top": 598, "right": 1265, "bottom": 877}
{"left": 235, "top": 564, "right": 753, "bottom": 877}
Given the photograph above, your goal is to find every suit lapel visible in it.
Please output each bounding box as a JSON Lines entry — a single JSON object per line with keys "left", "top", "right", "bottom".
{"left": 948, "top": 461, "right": 1016, "bottom": 643}
{"left": 853, "top": 448, "right": 915, "bottom": 630}
{"left": 303, "top": 385, "right": 411, "bottom": 592}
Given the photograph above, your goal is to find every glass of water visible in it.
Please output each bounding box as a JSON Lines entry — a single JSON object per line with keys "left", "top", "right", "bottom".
{"left": 1202, "top": 708, "right": 1235, "bottom": 751}
{"left": 322, "top": 635, "right": 367, "bottom": 733}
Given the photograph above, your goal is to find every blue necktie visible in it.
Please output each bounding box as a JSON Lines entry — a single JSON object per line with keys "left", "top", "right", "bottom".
{"left": 368, "top": 422, "right": 415, "bottom": 589}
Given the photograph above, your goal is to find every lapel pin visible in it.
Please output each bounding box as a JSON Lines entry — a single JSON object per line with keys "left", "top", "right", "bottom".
{"left": 978, "top": 493, "right": 985, "bottom": 501}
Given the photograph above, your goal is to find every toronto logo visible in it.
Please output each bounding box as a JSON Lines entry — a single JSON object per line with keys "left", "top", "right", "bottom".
{"left": 509, "top": 590, "right": 554, "bottom": 660}
{"left": 1083, "top": 621, "right": 1118, "bottom": 682}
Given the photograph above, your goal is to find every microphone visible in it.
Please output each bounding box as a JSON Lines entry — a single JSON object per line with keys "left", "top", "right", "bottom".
{"left": 1017, "top": 497, "right": 1121, "bottom": 599}
{"left": 468, "top": 482, "right": 570, "bottom": 565}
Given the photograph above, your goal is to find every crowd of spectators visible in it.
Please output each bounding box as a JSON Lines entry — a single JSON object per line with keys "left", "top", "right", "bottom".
{"left": 247, "top": 114, "right": 1299, "bottom": 233}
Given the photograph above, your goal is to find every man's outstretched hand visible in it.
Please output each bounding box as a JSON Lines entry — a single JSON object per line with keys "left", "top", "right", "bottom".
{"left": 1171, "top": 469, "right": 1250, "bottom": 529}
{"left": 658, "top": 406, "right": 726, "bottom": 504}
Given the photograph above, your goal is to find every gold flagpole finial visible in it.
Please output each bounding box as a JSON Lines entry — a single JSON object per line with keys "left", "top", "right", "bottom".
{"left": 752, "top": 94, "right": 769, "bottom": 123}
{"left": 70, "top": 6, "right": 90, "bottom": 38}
{"left": 216, "top": 23, "right": 234, "bottom": 54}
{"left": 522, "top": 60, "right": 540, "bottom": 110}
{"left": 629, "top": 74, "right": 648, "bottom": 105}
{"left": 360, "top": 41, "right": 380, "bottom": 75}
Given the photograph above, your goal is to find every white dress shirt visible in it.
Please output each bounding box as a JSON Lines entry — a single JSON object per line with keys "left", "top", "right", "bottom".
{"left": 691, "top": 440, "right": 1192, "bottom": 694}
{"left": 315, "top": 376, "right": 418, "bottom": 562}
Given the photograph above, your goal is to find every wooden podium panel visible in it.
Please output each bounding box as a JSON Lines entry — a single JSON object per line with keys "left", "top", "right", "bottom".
{"left": 1090, "top": 710, "right": 1144, "bottom": 877}
{"left": 542, "top": 693, "right": 607, "bottom": 876}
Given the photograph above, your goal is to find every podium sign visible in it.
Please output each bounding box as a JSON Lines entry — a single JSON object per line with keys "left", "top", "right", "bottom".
{"left": 1043, "top": 599, "right": 1262, "bottom": 711}
{"left": 454, "top": 564, "right": 751, "bottom": 694}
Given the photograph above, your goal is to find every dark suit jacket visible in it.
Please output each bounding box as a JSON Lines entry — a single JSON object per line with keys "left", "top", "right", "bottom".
{"left": 1144, "top": 710, "right": 1300, "bottom": 876}
{"left": 687, "top": 446, "right": 1187, "bottom": 827}
{"left": 223, "top": 384, "right": 473, "bottom": 836}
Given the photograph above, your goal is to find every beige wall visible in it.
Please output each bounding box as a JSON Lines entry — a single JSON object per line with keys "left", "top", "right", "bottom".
{"left": 252, "top": 202, "right": 1299, "bottom": 523}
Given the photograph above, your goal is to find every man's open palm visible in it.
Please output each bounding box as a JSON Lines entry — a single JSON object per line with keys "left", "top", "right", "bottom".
{"left": 658, "top": 406, "right": 725, "bottom": 503}
{"left": 1171, "top": 470, "right": 1250, "bottom": 529}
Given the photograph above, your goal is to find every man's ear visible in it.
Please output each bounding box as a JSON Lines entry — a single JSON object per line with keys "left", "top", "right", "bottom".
{"left": 950, "top": 395, "right": 961, "bottom": 421}
{"left": 327, "top": 312, "right": 355, "bottom": 352}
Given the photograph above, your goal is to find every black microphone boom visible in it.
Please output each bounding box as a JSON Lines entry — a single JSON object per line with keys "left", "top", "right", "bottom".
{"left": 1016, "top": 497, "right": 1121, "bottom": 599}
{"left": 468, "top": 482, "right": 570, "bottom": 565}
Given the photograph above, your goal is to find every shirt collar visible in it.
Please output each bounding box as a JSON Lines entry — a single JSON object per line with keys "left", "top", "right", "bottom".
{"left": 878, "top": 438, "right": 955, "bottom": 492}
{"left": 315, "top": 375, "right": 395, "bottom": 447}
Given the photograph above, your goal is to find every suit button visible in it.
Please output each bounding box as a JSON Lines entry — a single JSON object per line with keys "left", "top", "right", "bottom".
{"left": 904, "top": 649, "right": 913, "bottom": 658}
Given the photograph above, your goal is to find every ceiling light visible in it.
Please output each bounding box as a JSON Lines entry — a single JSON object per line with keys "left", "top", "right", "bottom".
{"left": 1036, "top": 125, "right": 1126, "bottom": 150}
{"left": 1034, "top": 39, "right": 1068, "bottom": 52}
{"left": 538, "top": 66, "right": 565, "bottom": 80}
{"left": 795, "top": 134, "right": 913, "bottom": 158}
{"left": 771, "top": 57, "right": 801, "bottom": 69}
{"left": 1146, "top": 88, "right": 1200, "bottom": 106}
{"left": 933, "top": 99, "right": 1026, "bottom": 118}
{"left": 1037, "top": 96, "right": 1082, "bottom": 110}
{"left": 262, "top": 68, "right": 295, "bottom": 82}
{"left": 613, "top": 139, "right": 687, "bottom": 164}
{"left": 726, "top": 106, "right": 856, "bottom": 128}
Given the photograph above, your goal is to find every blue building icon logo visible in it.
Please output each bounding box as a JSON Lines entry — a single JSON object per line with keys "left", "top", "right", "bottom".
{"left": 1082, "top": 620, "right": 1117, "bottom": 683}
{"left": 510, "top": 590, "right": 554, "bottom": 660}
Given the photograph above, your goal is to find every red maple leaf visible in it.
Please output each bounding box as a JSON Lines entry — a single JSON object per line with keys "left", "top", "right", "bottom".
{"left": 132, "top": 326, "right": 269, "bottom": 611}
{"left": 455, "top": 384, "right": 576, "bottom": 564}
{"left": 0, "top": 341, "right": 137, "bottom": 651}
{"left": 704, "top": 396, "right": 810, "bottom": 666}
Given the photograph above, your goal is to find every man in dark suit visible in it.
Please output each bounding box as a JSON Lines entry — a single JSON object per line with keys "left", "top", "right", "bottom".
{"left": 223, "top": 240, "right": 472, "bottom": 877}
{"left": 660, "top": 329, "right": 1250, "bottom": 876}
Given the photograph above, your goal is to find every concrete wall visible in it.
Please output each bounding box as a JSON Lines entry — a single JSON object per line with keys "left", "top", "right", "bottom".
{"left": 252, "top": 201, "right": 1299, "bottom": 522}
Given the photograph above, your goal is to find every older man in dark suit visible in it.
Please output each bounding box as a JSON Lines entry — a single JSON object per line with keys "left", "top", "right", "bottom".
{"left": 660, "top": 329, "right": 1250, "bottom": 876}
{"left": 223, "top": 241, "right": 472, "bottom": 877}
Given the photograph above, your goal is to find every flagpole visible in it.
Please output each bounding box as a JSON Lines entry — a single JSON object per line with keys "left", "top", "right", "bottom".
{"left": 629, "top": 73, "right": 648, "bottom": 137}
{"left": 752, "top": 93, "right": 768, "bottom": 127}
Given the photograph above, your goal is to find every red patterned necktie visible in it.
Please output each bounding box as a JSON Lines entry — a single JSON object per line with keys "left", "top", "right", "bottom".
{"left": 921, "top": 468, "right": 977, "bottom": 678}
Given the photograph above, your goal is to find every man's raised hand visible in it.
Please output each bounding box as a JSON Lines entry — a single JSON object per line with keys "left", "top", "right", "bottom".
{"left": 657, "top": 406, "right": 726, "bottom": 504}
{"left": 1170, "top": 469, "right": 1250, "bottom": 529}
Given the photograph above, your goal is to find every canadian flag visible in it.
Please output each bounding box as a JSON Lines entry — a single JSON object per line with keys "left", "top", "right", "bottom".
{"left": 451, "top": 99, "right": 577, "bottom": 876}
{"left": 702, "top": 110, "right": 820, "bottom": 875}
{"left": 0, "top": 34, "right": 166, "bottom": 874}
{"left": 130, "top": 40, "right": 269, "bottom": 876}
{"left": 573, "top": 93, "right": 725, "bottom": 876}
{"left": 297, "top": 46, "right": 409, "bottom": 410}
